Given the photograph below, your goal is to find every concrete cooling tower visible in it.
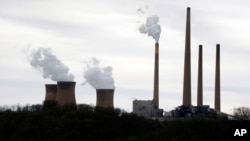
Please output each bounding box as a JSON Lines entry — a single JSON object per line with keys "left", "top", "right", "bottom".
{"left": 44, "top": 84, "right": 57, "bottom": 101}
{"left": 96, "top": 89, "right": 114, "bottom": 108}
{"left": 56, "top": 81, "right": 76, "bottom": 106}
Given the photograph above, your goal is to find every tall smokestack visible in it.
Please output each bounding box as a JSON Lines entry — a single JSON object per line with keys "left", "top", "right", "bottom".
{"left": 45, "top": 84, "right": 57, "bottom": 101}
{"left": 96, "top": 89, "right": 114, "bottom": 108}
{"left": 183, "top": 7, "right": 192, "bottom": 105}
{"left": 56, "top": 81, "right": 76, "bottom": 106}
{"left": 197, "top": 45, "right": 203, "bottom": 106}
{"left": 215, "top": 44, "right": 220, "bottom": 112}
{"left": 153, "top": 42, "right": 159, "bottom": 108}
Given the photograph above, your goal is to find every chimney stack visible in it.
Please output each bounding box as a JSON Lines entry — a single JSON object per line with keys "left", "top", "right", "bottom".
{"left": 45, "top": 84, "right": 57, "bottom": 101}
{"left": 153, "top": 42, "right": 159, "bottom": 108}
{"left": 215, "top": 44, "right": 220, "bottom": 112}
{"left": 56, "top": 81, "right": 76, "bottom": 106}
{"left": 96, "top": 89, "right": 114, "bottom": 108}
{"left": 197, "top": 45, "right": 203, "bottom": 106}
{"left": 183, "top": 7, "right": 192, "bottom": 105}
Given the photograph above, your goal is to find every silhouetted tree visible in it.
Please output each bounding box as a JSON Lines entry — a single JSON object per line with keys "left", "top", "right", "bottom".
{"left": 233, "top": 106, "right": 250, "bottom": 120}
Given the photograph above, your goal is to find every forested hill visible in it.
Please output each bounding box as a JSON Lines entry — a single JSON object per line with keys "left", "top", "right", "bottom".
{"left": 0, "top": 103, "right": 249, "bottom": 141}
{"left": 0, "top": 103, "right": 161, "bottom": 141}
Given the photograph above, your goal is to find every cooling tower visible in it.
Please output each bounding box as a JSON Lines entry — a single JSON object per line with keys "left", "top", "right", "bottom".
{"left": 45, "top": 84, "right": 57, "bottom": 101}
{"left": 197, "top": 45, "right": 203, "bottom": 106}
{"left": 183, "top": 7, "right": 192, "bottom": 105}
{"left": 56, "top": 81, "right": 76, "bottom": 106}
{"left": 96, "top": 89, "right": 114, "bottom": 108}
{"left": 215, "top": 44, "right": 220, "bottom": 112}
{"left": 153, "top": 42, "right": 159, "bottom": 108}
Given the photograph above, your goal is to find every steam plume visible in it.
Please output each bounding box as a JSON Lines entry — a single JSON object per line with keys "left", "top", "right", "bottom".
{"left": 28, "top": 47, "right": 74, "bottom": 81}
{"left": 139, "top": 15, "right": 161, "bottom": 42}
{"left": 83, "top": 57, "right": 115, "bottom": 89}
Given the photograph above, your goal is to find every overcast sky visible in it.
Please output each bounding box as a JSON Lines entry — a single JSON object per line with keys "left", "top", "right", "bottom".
{"left": 0, "top": 0, "right": 249, "bottom": 114}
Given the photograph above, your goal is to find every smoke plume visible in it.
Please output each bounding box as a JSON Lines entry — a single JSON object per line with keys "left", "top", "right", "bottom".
{"left": 83, "top": 57, "right": 115, "bottom": 89}
{"left": 139, "top": 15, "right": 161, "bottom": 42}
{"left": 28, "top": 47, "right": 74, "bottom": 81}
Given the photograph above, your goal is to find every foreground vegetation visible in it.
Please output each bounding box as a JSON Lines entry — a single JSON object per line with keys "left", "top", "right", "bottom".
{"left": 0, "top": 102, "right": 249, "bottom": 141}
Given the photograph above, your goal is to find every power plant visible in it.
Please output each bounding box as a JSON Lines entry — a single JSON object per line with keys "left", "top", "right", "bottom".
{"left": 96, "top": 89, "right": 114, "bottom": 108}
{"left": 39, "top": 7, "right": 223, "bottom": 119}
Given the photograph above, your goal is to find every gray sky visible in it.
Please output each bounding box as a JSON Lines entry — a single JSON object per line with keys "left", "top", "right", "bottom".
{"left": 0, "top": 0, "right": 249, "bottom": 114}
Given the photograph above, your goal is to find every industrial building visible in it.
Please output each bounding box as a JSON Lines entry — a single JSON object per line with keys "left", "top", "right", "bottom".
{"left": 133, "top": 100, "right": 163, "bottom": 117}
{"left": 164, "top": 105, "right": 217, "bottom": 119}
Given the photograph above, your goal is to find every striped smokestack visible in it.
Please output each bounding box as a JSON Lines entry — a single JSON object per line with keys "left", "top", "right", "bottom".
{"left": 56, "top": 81, "right": 76, "bottom": 106}
{"left": 45, "top": 84, "right": 57, "bottom": 101}
{"left": 96, "top": 89, "right": 114, "bottom": 108}
{"left": 153, "top": 42, "right": 159, "bottom": 108}
{"left": 183, "top": 7, "right": 192, "bottom": 105}
{"left": 197, "top": 45, "right": 203, "bottom": 106}
{"left": 215, "top": 44, "right": 220, "bottom": 112}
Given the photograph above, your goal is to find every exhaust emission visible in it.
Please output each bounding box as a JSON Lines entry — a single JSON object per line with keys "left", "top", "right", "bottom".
{"left": 83, "top": 57, "right": 115, "bottom": 89}
{"left": 28, "top": 47, "right": 74, "bottom": 81}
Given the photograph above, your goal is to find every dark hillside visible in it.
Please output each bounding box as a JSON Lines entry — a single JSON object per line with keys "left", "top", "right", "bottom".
{"left": 0, "top": 103, "right": 249, "bottom": 141}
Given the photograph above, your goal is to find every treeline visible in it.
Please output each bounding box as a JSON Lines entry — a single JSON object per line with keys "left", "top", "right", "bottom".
{"left": 0, "top": 102, "right": 249, "bottom": 141}
{"left": 0, "top": 102, "right": 161, "bottom": 141}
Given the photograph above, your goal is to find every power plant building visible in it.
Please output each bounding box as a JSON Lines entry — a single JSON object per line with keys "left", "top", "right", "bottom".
{"left": 133, "top": 100, "right": 163, "bottom": 117}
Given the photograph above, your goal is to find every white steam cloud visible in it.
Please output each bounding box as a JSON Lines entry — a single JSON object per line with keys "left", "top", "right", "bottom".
{"left": 28, "top": 47, "right": 74, "bottom": 81}
{"left": 83, "top": 57, "right": 115, "bottom": 89}
{"left": 139, "top": 15, "right": 161, "bottom": 42}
